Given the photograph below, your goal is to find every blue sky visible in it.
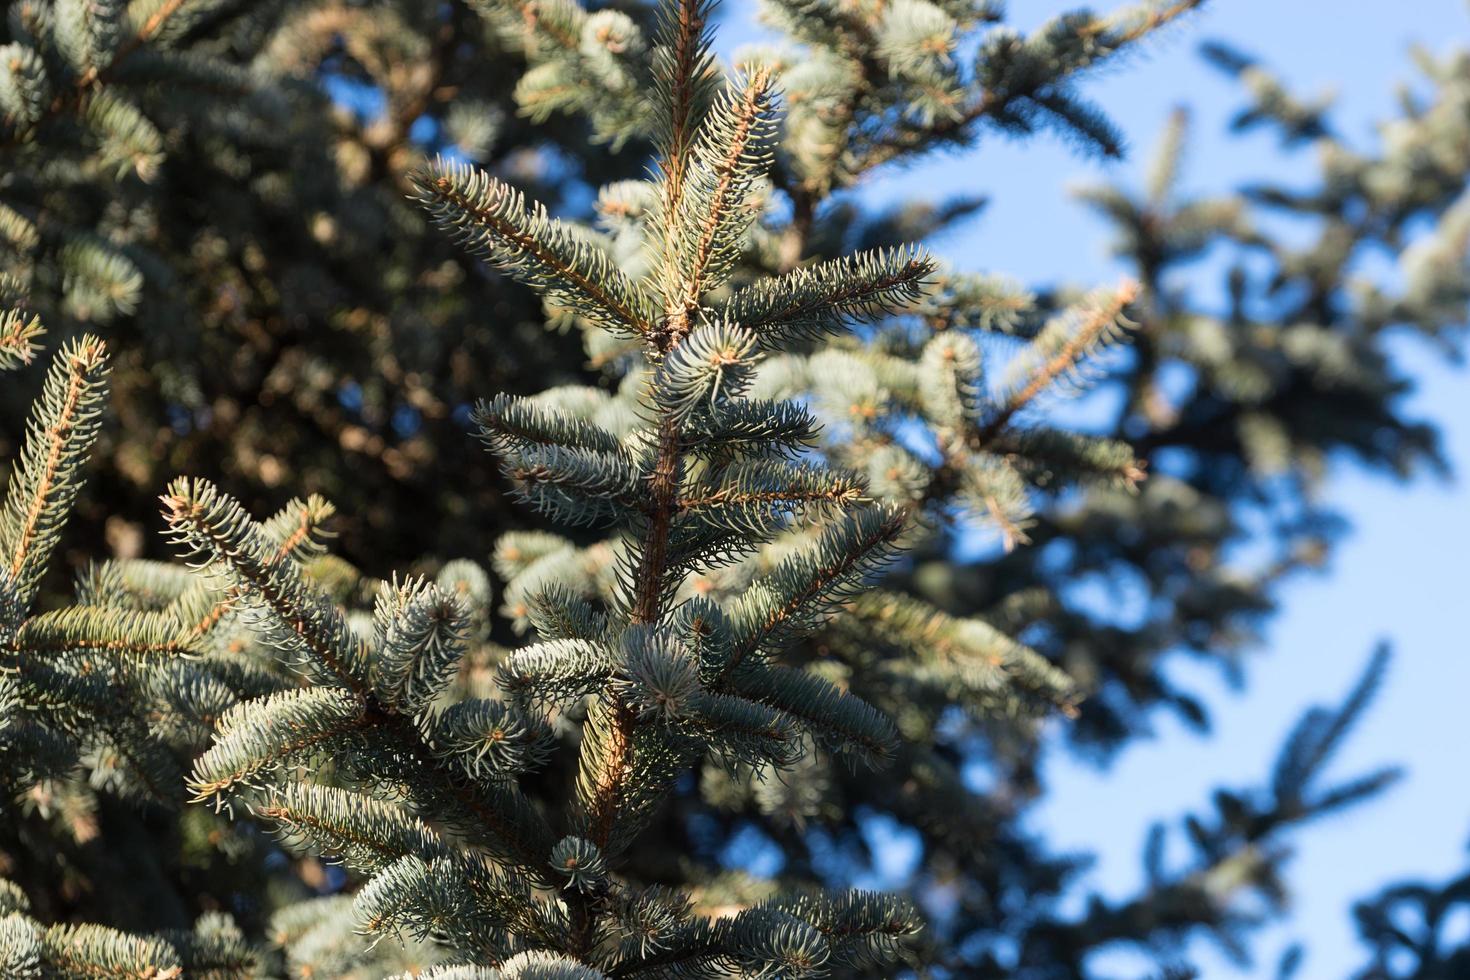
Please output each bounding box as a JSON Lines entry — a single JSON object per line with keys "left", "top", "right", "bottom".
{"left": 712, "top": 0, "right": 1470, "bottom": 974}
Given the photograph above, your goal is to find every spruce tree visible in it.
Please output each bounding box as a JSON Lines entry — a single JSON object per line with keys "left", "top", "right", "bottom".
{"left": 0, "top": 0, "right": 623, "bottom": 567}
{"left": 0, "top": 337, "right": 270, "bottom": 975}
{"left": 0, "top": 0, "right": 1466, "bottom": 977}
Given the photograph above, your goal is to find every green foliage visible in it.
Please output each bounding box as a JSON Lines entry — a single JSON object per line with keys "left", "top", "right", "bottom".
{"left": 0, "top": 0, "right": 1464, "bottom": 976}
{"left": 0, "top": 309, "right": 42, "bottom": 370}
{"left": 715, "top": 247, "right": 935, "bottom": 347}
{"left": 1, "top": 336, "right": 109, "bottom": 606}
{"left": 411, "top": 161, "right": 656, "bottom": 338}
{"left": 0, "top": 0, "right": 625, "bottom": 577}
{"left": 663, "top": 64, "right": 780, "bottom": 303}
{"left": 114, "top": 1, "right": 1230, "bottom": 970}
{"left": 0, "top": 340, "right": 272, "bottom": 975}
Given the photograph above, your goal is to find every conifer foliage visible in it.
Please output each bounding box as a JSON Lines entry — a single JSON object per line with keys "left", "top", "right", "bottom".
{"left": 0, "top": 338, "right": 267, "bottom": 975}
{"left": 0, "top": 0, "right": 1466, "bottom": 976}
{"left": 0, "top": 1, "right": 1170, "bottom": 974}
{"left": 139, "top": 0, "right": 1139, "bottom": 970}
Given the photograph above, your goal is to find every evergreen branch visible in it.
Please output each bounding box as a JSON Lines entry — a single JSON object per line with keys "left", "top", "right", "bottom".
{"left": 1, "top": 336, "right": 110, "bottom": 609}
{"left": 574, "top": 677, "right": 697, "bottom": 862}
{"left": 648, "top": 0, "right": 718, "bottom": 347}
{"left": 675, "top": 460, "right": 867, "bottom": 539}
{"left": 717, "top": 247, "right": 934, "bottom": 346}
{"left": 430, "top": 697, "right": 557, "bottom": 779}
{"left": 494, "top": 529, "right": 577, "bottom": 579}
{"left": 918, "top": 329, "right": 985, "bottom": 428}
{"left": 160, "top": 478, "right": 368, "bottom": 691}
{"left": 578, "top": 382, "right": 686, "bottom": 872}
{"left": 1303, "top": 767, "right": 1402, "bottom": 820}
{"left": 389, "top": 968, "right": 501, "bottom": 980}
{"left": 606, "top": 934, "right": 723, "bottom": 978}
{"left": 76, "top": 556, "right": 196, "bottom": 610}
{"left": 498, "top": 538, "right": 595, "bottom": 632}
{"left": 56, "top": 237, "right": 143, "bottom": 322}
{"left": 1271, "top": 644, "right": 1392, "bottom": 808}
{"left": 168, "top": 585, "right": 238, "bottom": 644}
{"left": 651, "top": 0, "right": 718, "bottom": 234}
{"left": 164, "top": 480, "right": 554, "bottom": 872}
{"left": 261, "top": 495, "right": 338, "bottom": 565}
{"left": 497, "top": 638, "right": 618, "bottom": 708}
{"left": 410, "top": 160, "right": 655, "bottom": 337}
{"left": 469, "top": 0, "right": 583, "bottom": 55}
{"left": 255, "top": 783, "right": 445, "bottom": 873}
{"left": 652, "top": 319, "right": 762, "bottom": 422}
{"left": 861, "top": 0, "right": 1204, "bottom": 169}
{"left": 578, "top": 0, "right": 747, "bottom": 861}
{"left": 372, "top": 576, "right": 470, "bottom": 713}
{"left": 494, "top": 950, "right": 607, "bottom": 978}
{"left": 694, "top": 691, "right": 802, "bottom": 767}
{"left": 0, "top": 203, "right": 38, "bottom": 256}
{"left": 524, "top": 583, "right": 607, "bottom": 642}
{"left": 118, "top": 0, "right": 190, "bottom": 65}
{"left": 681, "top": 399, "right": 822, "bottom": 458}
{"left": 961, "top": 455, "right": 1035, "bottom": 552}
{"left": 844, "top": 590, "right": 1079, "bottom": 715}
{"left": 0, "top": 309, "right": 43, "bottom": 370}
{"left": 3, "top": 641, "right": 111, "bottom": 719}
{"left": 502, "top": 443, "right": 648, "bottom": 527}
{"left": 730, "top": 665, "right": 896, "bottom": 766}
{"left": 82, "top": 88, "right": 164, "bottom": 180}
{"left": 0, "top": 0, "right": 189, "bottom": 147}
{"left": 548, "top": 836, "right": 609, "bottom": 894}
{"left": 0, "top": 42, "right": 51, "bottom": 131}
{"left": 11, "top": 606, "right": 199, "bottom": 660}
{"left": 673, "top": 66, "right": 781, "bottom": 302}
{"left": 92, "top": 707, "right": 184, "bottom": 803}
{"left": 187, "top": 687, "right": 370, "bottom": 804}
{"left": 158, "top": 918, "right": 262, "bottom": 979}
{"left": 609, "top": 626, "right": 705, "bottom": 725}
{"left": 366, "top": 704, "right": 559, "bottom": 877}
{"left": 721, "top": 505, "right": 908, "bottom": 676}
{"left": 974, "top": 279, "right": 1138, "bottom": 445}
{"left": 676, "top": 479, "right": 861, "bottom": 513}
{"left": 608, "top": 893, "right": 915, "bottom": 976}
{"left": 474, "top": 393, "right": 628, "bottom": 456}
{"left": 997, "top": 427, "right": 1147, "bottom": 490}
{"left": 168, "top": 494, "right": 338, "bottom": 641}
{"left": 723, "top": 905, "right": 833, "bottom": 972}
{"left": 0, "top": 567, "right": 25, "bottom": 635}
{"left": 352, "top": 853, "right": 519, "bottom": 960}
{"left": 760, "top": 891, "right": 923, "bottom": 966}
{"left": 580, "top": 695, "right": 639, "bottom": 854}
{"left": 628, "top": 418, "right": 685, "bottom": 626}
{"left": 38, "top": 922, "right": 183, "bottom": 979}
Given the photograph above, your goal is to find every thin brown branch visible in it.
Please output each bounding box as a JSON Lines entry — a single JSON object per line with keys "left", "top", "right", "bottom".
{"left": 427, "top": 175, "right": 654, "bottom": 336}
{"left": 972, "top": 279, "right": 1138, "bottom": 447}
{"left": 676, "top": 485, "right": 862, "bottom": 512}
{"left": 6, "top": 339, "right": 106, "bottom": 585}
{"left": 188, "top": 709, "right": 372, "bottom": 802}
{"left": 682, "top": 68, "right": 775, "bottom": 303}
{"left": 858, "top": 0, "right": 1203, "bottom": 172}
{"left": 658, "top": 0, "right": 712, "bottom": 214}
{"left": 714, "top": 508, "right": 907, "bottom": 685}
{"left": 740, "top": 256, "right": 931, "bottom": 334}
